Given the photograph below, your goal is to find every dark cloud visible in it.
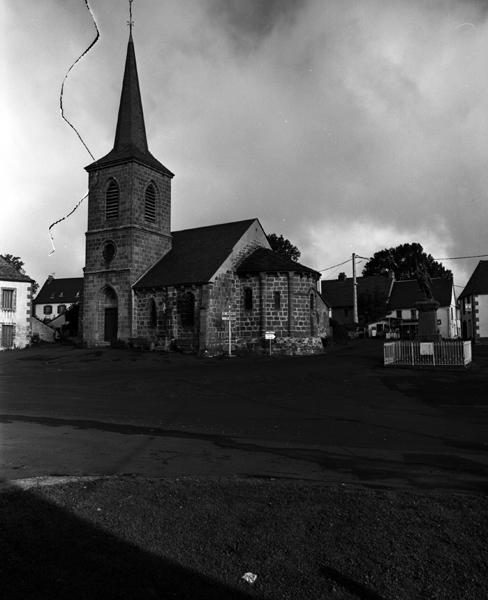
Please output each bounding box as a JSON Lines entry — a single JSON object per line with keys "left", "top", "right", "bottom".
{"left": 209, "top": 0, "right": 307, "bottom": 49}
{"left": 4, "top": 0, "right": 488, "bottom": 288}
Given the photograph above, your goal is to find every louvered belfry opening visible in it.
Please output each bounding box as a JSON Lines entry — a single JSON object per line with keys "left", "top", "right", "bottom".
{"left": 145, "top": 183, "right": 156, "bottom": 222}
{"left": 106, "top": 179, "right": 120, "bottom": 220}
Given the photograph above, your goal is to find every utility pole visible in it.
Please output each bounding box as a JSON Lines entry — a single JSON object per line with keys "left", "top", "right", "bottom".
{"left": 352, "top": 253, "right": 358, "bottom": 325}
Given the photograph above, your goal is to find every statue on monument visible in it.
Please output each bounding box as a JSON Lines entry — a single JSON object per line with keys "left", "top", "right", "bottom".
{"left": 414, "top": 258, "right": 439, "bottom": 341}
{"left": 415, "top": 261, "right": 434, "bottom": 301}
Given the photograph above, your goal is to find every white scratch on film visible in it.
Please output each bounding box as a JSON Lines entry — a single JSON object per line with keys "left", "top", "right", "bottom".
{"left": 59, "top": 0, "right": 99, "bottom": 161}
{"left": 49, "top": 0, "right": 100, "bottom": 255}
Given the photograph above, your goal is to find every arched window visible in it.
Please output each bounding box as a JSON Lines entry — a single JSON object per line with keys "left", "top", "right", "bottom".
{"left": 149, "top": 298, "right": 157, "bottom": 328}
{"left": 102, "top": 241, "right": 116, "bottom": 264}
{"left": 106, "top": 179, "right": 120, "bottom": 220}
{"left": 310, "top": 293, "right": 315, "bottom": 310}
{"left": 145, "top": 183, "right": 156, "bottom": 222}
{"left": 274, "top": 291, "right": 281, "bottom": 310}
{"left": 177, "top": 291, "right": 195, "bottom": 327}
{"left": 244, "top": 287, "right": 253, "bottom": 311}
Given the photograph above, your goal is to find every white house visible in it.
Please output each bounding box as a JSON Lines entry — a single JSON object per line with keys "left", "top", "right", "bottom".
{"left": 386, "top": 278, "right": 460, "bottom": 339}
{"left": 34, "top": 276, "right": 83, "bottom": 324}
{"left": 459, "top": 260, "right": 488, "bottom": 342}
{"left": 0, "top": 256, "right": 33, "bottom": 349}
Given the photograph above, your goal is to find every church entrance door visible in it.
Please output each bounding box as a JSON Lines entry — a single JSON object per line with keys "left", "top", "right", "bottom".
{"left": 101, "top": 286, "right": 118, "bottom": 343}
{"left": 104, "top": 307, "right": 118, "bottom": 342}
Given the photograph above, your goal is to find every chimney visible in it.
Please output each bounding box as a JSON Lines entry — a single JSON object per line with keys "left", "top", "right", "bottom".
{"left": 338, "top": 272, "right": 347, "bottom": 281}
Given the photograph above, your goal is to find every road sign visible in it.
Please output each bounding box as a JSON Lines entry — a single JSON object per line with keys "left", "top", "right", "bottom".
{"left": 420, "top": 342, "right": 434, "bottom": 355}
{"left": 222, "top": 311, "right": 236, "bottom": 356}
{"left": 265, "top": 331, "right": 275, "bottom": 340}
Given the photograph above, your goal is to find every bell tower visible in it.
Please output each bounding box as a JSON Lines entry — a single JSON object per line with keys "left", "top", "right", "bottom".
{"left": 82, "top": 32, "right": 173, "bottom": 346}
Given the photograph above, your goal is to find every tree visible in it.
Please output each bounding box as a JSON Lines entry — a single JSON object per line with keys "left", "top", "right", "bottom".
{"left": 0, "top": 254, "right": 39, "bottom": 294}
{"left": 267, "top": 233, "right": 301, "bottom": 262}
{"left": 358, "top": 289, "right": 388, "bottom": 325}
{"left": 361, "top": 243, "right": 452, "bottom": 281}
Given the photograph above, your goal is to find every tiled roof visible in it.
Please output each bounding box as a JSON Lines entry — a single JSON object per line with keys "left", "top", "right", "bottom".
{"left": 458, "top": 261, "right": 488, "bottom": 299}
{"left": 134, "top": 219, "right": 258, "bottom": 288}
{"left": 86, "top": 36, "right": 172, "bottom": 177}
{"left": 236, "top": 247, "right": 319, "bottom": 276}
{"left": 321, "top": 275, "right": 390, "bottom": 308}
{"left": 0, "top": 256, "right": 32, "bottom": 283}
{"left": 35, "top": 277, "right": 83, "bottom": 304}
{"left": 388, "top": 277, "right": 453, "bottom": 309}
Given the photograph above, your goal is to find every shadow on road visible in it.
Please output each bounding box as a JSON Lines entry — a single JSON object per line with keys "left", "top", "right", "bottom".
{"left": 0, "top": 480, "right": 257, "bottom": 600}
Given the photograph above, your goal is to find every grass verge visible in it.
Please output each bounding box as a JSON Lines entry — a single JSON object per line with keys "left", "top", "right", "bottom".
{"left": 1, "top": 476, "right": 486, "bottom": 599}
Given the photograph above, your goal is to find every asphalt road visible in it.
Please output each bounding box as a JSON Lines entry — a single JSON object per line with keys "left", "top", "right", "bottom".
{"left": 1, "top": 340, "right": 487, "bottom": 491}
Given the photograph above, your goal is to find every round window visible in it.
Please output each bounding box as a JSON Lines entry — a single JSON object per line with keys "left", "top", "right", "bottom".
{"left": 102, "top": 242, "right": 116, "bottom": 263}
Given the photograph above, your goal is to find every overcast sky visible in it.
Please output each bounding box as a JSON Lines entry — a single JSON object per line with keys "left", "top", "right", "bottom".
{"left": 3, "top": 0, "right": 488, "bottom": 291}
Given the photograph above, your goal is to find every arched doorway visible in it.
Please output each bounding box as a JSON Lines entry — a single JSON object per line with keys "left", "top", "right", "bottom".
{"left": 102, "top": 286, "right": 118, "bottom": 342}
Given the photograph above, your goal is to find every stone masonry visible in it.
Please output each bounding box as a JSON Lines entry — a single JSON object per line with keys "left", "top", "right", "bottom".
{"left": 83, "top": 161, "right": 173, "bottom": 346}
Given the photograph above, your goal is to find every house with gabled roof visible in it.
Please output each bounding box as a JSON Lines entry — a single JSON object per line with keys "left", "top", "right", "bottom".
{"left": 81, "top": 31, "right": 328, "bottom": 354}
{"left": 321, "top": 273, "right": 393, "bottom": 326}
{"left": 459, "top": 260, "right": 488, "bottom": 342}
{"left": 0, "top": 256, "right": 34, "bottom": 349}
{"left": 322, "top": 269, "right": 459, "bottom": 339}
{"left": 386, "top": 277, "right": 459, "bottom": 339}
{"left": 34, "top": 276, "right": 83, "bottom": 323}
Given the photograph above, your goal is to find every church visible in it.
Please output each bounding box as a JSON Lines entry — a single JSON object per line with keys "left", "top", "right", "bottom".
{"left": 82, "top": 31, "right": 328, "bottom": 354}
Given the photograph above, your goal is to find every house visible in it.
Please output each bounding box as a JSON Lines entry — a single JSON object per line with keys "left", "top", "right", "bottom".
{"left": 321, "top": 273, "right": 393, "bottom": 326}
{"left": 0, "top": 256, "right": 33, "bottom": 349}
{"left": 322, "top": 269, "right": 459, "bottom": 339}
{"left": 385, "top": 277, "right": 459, "bottom": 339}
{"left": 34, "top": 276, "right": 83, "bottom": 324}
{"left": 458, "top": 260, "right": 488, "bottom": 342}
{"left": 81, "top": 31, "right": 328, "bottom": 354}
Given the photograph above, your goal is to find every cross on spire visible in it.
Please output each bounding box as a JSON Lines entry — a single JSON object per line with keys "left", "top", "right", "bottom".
{"left": 127, "top": 0, "right": 134, "bottom": 34}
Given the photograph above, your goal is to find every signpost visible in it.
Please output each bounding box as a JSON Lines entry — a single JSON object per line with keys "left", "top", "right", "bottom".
{"left": 222, "top": 309, "right": 236, "bottom": 356}
{"left": 265, "top": 331, "right": 275, "bottom": 356}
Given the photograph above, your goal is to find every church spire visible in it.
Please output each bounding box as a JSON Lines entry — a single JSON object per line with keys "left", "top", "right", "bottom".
{"left": 113, "top": 34, "right": 148, "bottom": 154}
{"left": 86, "top": 32, "right": 173, "bottom": 177}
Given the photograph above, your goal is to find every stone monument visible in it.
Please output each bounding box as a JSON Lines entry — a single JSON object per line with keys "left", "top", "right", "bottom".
{"left": 414, "top": 264, "right": 440, "bottom": 341}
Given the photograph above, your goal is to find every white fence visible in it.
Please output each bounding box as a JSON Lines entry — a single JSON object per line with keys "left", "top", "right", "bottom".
{"left": 384, "top": 340, "right": 472, "bottom": 367}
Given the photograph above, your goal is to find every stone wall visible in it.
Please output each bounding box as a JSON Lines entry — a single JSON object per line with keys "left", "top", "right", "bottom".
{"left": 87, "top": 163, "right": 171, "bottom": 237}
{"left": 83, "top": 160, "right": 173, "bottom": 346}
{"left": 133, "top": 286, "right": 204, "bottom": 352}
{"left": 82, "top": 271, "right": 132, "bottom": 346}
{"left": 201, "top": 270, "right": 328, "bottom": 355}
{"left": 31, "top": 316, "right": 56, "bottom": 343}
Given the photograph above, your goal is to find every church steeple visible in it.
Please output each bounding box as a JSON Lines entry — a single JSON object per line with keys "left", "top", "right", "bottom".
{"left": 113, "top": 33, "right": 149, "bottom": 155}
{"left": 83, "top": 23, "right": 174, "bottom": 346}
{"left": 86, "top": 34, "right": 172, "bottom": 176}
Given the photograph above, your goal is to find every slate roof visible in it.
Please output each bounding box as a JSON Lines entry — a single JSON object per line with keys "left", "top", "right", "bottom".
{"left": 0, "top": 256, "right": 32, "bottom": 283}
{"left": 86, "top": 35, "right": 173, "bottom": 177}
{"left": 321, "top": 275, "right": 390, "bottom": 308}
{"left": 35, "top": 277, "right": 83, "bottom": 304}
{"left": 134, "top": 219, "right": 258, "bottom": 288}
{"left": 236, "top": 247, "right": 319, "bottom": 276}
{"left": 458, "top": 261, "right": 488, "bottom": 299}
{"left": 388, "top": 277, "right": 453, "bottom": 309}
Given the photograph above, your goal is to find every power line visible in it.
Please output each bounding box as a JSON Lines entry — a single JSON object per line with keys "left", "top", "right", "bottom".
{"left": 319, "top": 258, "right": 351, "bottom": 273}
{"left": 434, "top": 254, "right": 488, "bottom": 261}
{"left": 319, "top": 251, "right": 488, "bottom": 276}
